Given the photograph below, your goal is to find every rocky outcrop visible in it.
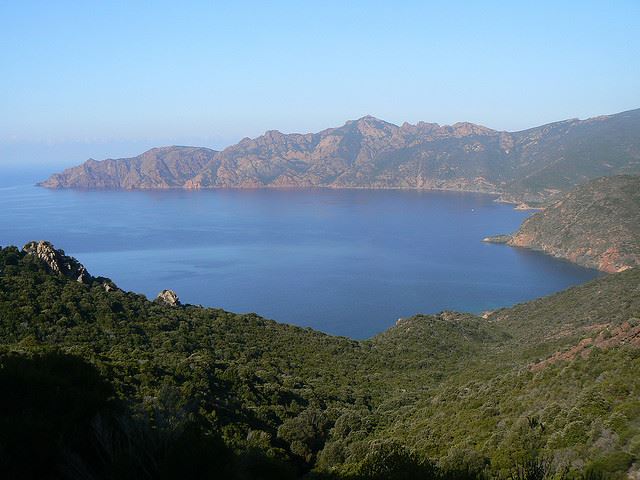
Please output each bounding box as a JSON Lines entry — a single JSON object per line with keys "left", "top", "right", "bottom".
{"left": 488, "top": 176, "right": 640, "bottom": 272}
{"left": 155, "top": 289, "right": 180, "bottom": 307}
{"left": 39, "top": 109, "right": 640, "bottom": 204}
{"left": 22, "top": 240, "right": 119, "bottom": 291}
{"left": 23, "top": 241, "right": 93, "bottom": 283}
{"left": 530, "top": 320, "right": 640, "bottom": 371}
{"left": 102, "top": 281, "right": 118, "bottom": 293}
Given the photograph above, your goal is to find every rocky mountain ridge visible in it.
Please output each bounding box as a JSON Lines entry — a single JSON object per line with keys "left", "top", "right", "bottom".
{"left": 40, "top": 108, "right": 640, "bottom": 204}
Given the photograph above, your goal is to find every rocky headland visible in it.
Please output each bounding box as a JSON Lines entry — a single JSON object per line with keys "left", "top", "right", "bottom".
{"left": 484, "top": 175, "right": 640, "bottom": 272}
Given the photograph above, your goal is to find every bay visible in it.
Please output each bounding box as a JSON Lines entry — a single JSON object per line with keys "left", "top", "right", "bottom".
{"left": 0, "top": 183, "right": 600, "bottom": 338}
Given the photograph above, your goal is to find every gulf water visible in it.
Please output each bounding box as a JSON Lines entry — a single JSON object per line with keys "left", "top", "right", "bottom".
{"left": 0, "top": 179, "right": 600, "bottom": 338}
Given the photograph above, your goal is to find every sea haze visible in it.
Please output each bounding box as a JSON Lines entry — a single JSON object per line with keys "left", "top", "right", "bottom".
{"left": 0, "top": 184, "right": 600, "bottom": 338}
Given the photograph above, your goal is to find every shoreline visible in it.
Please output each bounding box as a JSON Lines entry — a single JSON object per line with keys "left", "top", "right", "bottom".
{"left": 36, "top": 182, "right": 547, "bottom": 209}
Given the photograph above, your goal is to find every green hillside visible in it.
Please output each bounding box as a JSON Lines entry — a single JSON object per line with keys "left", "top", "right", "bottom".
{"left": 0, "top": 244, "right": 639, "bottom": 479}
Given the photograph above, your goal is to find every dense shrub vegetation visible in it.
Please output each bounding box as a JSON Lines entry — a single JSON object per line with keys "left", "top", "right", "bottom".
{"left": 0, "top": 245, "right": 639, "bottom": 479}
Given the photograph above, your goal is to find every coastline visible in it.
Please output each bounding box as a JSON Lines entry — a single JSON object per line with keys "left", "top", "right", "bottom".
{"left": 37, "top": 181, "right": 546, "bottom": 209}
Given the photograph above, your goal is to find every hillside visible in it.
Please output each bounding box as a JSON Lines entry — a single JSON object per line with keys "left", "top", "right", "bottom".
{"left": 485, "top": 175, "right": 640, "bottom": 272}
{"left": 40, "top": 108, "right": 640, "bottom": 204}
{"left": 1, "top": 242, "right": 639, "bottom": 478}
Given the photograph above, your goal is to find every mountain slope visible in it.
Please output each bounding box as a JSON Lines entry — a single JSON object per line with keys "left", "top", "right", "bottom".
{"left": 40, "top": 108, "right": 640, "bottom": 203}
{"left": 1, "top": 242, "right": 639, "bottom": 477}
{"left": 504, "top": 109, "right": 640, "bottom": 201}
{"left": 486, "top": 175, "right": 640, "bottom": 272}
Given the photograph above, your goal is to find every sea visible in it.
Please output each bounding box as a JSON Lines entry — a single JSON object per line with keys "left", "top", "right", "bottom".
{"left": 0, "top": 171, "right": 600, "bottom": 338}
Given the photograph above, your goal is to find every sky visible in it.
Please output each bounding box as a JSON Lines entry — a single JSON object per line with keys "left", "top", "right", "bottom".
{"left": 1, "top": 1, "right": 639, "bottom": 168}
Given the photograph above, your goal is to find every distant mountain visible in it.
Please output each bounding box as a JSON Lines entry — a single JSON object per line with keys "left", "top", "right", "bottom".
{"left": 485, "top": 175, "right": 640, "bottom": 272}
{"left": 40, "top": 108, "right": 640, "bottom": 204}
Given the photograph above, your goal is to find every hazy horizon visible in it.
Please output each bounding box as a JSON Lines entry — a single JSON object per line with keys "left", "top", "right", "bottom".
{"left": 4, "top": 106, "right": 640, "bottom": 172}
{"left": 2, "top": 1, "right": 639, "bottom": 167}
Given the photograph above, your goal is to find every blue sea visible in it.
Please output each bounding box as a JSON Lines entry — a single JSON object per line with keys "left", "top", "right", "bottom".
{"left": 0, "top": 175, "right": 600, "bottom": 338}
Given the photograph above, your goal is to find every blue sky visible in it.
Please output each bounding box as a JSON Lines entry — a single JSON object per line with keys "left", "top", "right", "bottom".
{"left": 1, "top": 1, "right": 639, "bottom": 166}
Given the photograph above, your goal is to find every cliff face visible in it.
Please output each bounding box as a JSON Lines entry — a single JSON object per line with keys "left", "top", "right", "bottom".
{"left": 507, "top": 175, "right": 640, "bottom": 272}
{"left": 40, "top": 109, "right": 640, "bottom": 203}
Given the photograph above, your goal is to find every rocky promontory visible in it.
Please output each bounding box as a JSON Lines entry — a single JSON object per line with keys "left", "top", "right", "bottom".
{"left": 485, "top": 175, "right": 640, "bottom": 272}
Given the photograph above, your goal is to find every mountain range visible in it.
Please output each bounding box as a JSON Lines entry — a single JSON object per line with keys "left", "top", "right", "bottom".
{"left": 40, "top": 108, "right": 640, "bottom": 205}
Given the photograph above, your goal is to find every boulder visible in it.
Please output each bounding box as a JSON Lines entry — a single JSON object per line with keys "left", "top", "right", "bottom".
{"left": 156, "top": 289, "right": 180, "bottom": 307}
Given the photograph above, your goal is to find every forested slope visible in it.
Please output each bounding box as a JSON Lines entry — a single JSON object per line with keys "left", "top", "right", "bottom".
{"left": 0, "top": 243, "right": 639, "bottom": 479}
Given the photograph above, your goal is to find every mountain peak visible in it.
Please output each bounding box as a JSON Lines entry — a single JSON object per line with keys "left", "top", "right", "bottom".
{"left": 357, "top": 114, "right": 381, "bottom": 121}
{"left": 346, "top": 115, "right": 393, "bottom": 126}
{"left": 450, "top": 122, "right": 495, "bottom": 136}
{"left": 262, "top": 129, "right": 285, "bottom": 139}
{"left": 343, "top": 115, "right": 399, "bottom": 137}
